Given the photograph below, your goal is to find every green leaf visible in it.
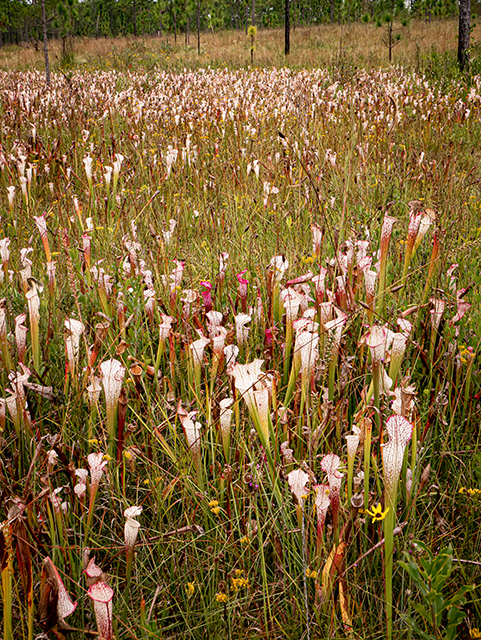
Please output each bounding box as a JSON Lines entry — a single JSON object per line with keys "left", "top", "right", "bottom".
{"left": 400, "top": 614, "right": 434, "bottom": 640}
{"left": 399, "top": 562, "right": 430, "bottom": 596}
{"left": 411, "top": 601, "right": 430, "bottom": 621}
{"left": 446, "top": 605, "right": 467, "bottom": 639}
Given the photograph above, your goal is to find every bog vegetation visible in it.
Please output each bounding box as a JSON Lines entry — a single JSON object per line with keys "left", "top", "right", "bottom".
{"left": 0, "top": 20, "right": 481, "bottom": 640}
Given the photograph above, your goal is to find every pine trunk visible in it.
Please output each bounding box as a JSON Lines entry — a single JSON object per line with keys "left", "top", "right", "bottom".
{"left": 284, "top": 0, "right": 290, "bottom": 55}
{"left": 458, "top": 0, "right": 471, "bottom": 71}
{"left": 42, "top": 0, "right": 50, "bottom": 85}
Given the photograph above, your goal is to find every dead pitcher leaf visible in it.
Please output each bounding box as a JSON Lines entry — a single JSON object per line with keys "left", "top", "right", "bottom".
{"left": 322, "top": 541, "right": 347, "bottom": 601}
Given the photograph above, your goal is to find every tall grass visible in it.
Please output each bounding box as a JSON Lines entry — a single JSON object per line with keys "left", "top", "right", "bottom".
{"left": 1, "top": 18, "right": 481, "bottom": 75}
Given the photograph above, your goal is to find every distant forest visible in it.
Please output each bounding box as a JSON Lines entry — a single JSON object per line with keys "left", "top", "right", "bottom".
{"left": 0, "top": 0, "right": 474, "bottom": 47}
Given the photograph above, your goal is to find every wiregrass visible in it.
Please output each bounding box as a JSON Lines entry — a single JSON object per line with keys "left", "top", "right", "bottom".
{"left": 2, "top": 18, "right": 481, "bottom": 74}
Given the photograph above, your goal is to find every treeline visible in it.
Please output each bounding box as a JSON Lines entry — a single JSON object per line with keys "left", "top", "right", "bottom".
{"left": 0, "top": 0, "right": 475, "bottom": 47}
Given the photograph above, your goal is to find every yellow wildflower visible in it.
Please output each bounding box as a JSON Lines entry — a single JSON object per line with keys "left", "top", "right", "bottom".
{"left": 185, "top": 582, "right": 195, "bottom": 598}
{"left": 216, "top": 592, "right": 228, "bottom": 603}
{"left": 365, "top": 503, "right": 390, "bottom": 522}
{"left": 231, "top": 572, "right": 249, "bottom": 591}
{"left": 459, "top": 487, "right": 481, "bottom": 495}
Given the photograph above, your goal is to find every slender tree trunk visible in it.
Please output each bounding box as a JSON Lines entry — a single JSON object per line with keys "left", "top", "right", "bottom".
{"left": 284, "top": 0, "right": 290, "bottom": 54}
{"left": 133, "top": 0, "right": 137, "bottom": 36}
{"left": 389, "top": 23, "right": 393, "bottom": 62}
{"left": 330, "top": 0, "right": 334, "bottom": 23}
{"left": 41, "top": 0, "right": 50, "bottom": 85}
{"left": 6, "top": 2, "right": 10, "bottom": 43}
{"left": 458, "top": 0, "right": 470, "bottom": 71}
{"left": 251, "top": 0, "right": 255, "bottom": 26}
{"left": 197, "top": 0, "right": 201, "bottom": 54}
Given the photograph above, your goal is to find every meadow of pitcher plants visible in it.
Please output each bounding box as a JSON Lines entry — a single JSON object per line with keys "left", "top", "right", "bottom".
{"left": 0, "top": 63, "right": 481, "bottom": 640}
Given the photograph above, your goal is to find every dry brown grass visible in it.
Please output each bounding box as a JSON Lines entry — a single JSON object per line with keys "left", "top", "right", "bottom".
{"left": 0, "top": 18, "right": 479, "bottom": 71}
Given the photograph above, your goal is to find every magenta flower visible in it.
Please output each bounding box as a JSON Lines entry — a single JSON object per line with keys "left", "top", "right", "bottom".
{"left": 265, "top": 327, "right": 274, "bottom": 348}
{"left": 200, "top": 281, "right": 213, "bottom": 312}
{"left": 237, "top": 270, "right": 249, "bottom": 312}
